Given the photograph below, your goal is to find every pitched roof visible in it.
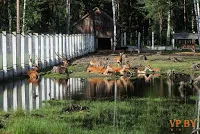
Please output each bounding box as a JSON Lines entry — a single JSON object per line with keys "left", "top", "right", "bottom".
{"left": 71, "top": 7, "right": 121, "bottom": 29}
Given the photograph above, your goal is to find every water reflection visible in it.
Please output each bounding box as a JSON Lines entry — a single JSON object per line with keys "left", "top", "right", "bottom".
{"left": 0, "top": 74, "right": 198, "bottom": 111}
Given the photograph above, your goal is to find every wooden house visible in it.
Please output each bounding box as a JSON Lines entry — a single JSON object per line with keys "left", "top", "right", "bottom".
{"left": 71, "top": 7, "right": 122, "bottom": 50}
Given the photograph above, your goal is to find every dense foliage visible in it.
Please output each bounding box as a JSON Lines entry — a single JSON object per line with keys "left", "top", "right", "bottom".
{"left": 0, "top": 0, "right": 197, "bottom": 45}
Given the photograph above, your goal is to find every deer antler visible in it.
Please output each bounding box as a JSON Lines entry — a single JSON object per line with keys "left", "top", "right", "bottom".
{"left": 55, "top": 52, "right": 66, "bottom": 61}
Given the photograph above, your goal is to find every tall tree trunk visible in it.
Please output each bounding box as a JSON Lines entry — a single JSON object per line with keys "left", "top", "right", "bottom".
{"left": 166, "top": 2, "right": 171, "bottom": 45}
{"left": 192, "top": 8, "right": 195, "bottom": 33}
{"left": 194, "top": 0, "right": 200, "bottom": 45}
{"left": 116, "top": 0, "right": 120, "bottom": 18}
{"left": 158, "top": 11, "right": 163, "bottom": 45}
{"left": 8, "top": 0, "right": 12, "bottom": 33}
{"left": 184, "top": 0, "right": 186, "bottom": 30}
{"left": 112, "top": 0, "right": 117, "bottom": 51}
{"left": 22, "top": 0, "right": 26, "bottom": 33}
{"left": 66, "top": 0, "right": 70, "bottom": 34}
{"left": 16, "top": 0, "right": 20, "bottom": 33}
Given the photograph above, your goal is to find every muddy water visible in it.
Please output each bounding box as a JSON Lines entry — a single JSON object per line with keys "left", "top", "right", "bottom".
{"left": 0, "top": 74, "right": 197, "bottom": 111}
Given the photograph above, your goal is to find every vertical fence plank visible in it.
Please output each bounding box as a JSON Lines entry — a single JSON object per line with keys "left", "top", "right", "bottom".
{"left": 62, "top": 34, "right": 66, "bottom": 56}
{"left": 50, "top": 35, "right": 54, "bottom": 66}
{"left": 55, "top": 34, "right": 59, "bottom": 64}
{"left": 28, "top": 33, "right": 32, "bottom": 68}
{"left": 34, "top": 33, "right": 39, "bottom": 66}
{"left": 12, "top": 32, "right": 17, "bottom": 76}
{"left": 75, "top": 35, "right": 78, "bottom": 57}
{"left": 77, "top": 35, "right": 80, "bottom": 56}
{"left": 59, "top": 34, "right": 63, "bottom": 58}
{"left": 21, "top": 33, "right": 25, "bottom": 73}
{"left": 40, "top": 34, "right": 45, "bottom": 69}
{"left": 46, "top": 34, "right": 50, "bottom": 67}
{"left": 71, "top": 35, "right": 75, "bottom": 58}
{"left": 2, "top": 31, "right": 7, "bottom": 79}
{"left": 66, "top": 35, "right": 69, "bottom": 58}
{"left": 69, "top": 35, "right": 72, "bottom": 58}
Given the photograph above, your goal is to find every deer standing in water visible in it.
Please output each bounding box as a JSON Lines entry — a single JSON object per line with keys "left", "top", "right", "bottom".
{"left": 51, "top": 53, "right": 69, "bottom": 75}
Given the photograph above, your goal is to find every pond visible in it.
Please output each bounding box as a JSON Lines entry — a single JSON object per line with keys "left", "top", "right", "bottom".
{"left": 0, "top": 74, "right": 197, "bottom": 111}
{"left": 0, "top": 74, "right": 199, "bottom": 133}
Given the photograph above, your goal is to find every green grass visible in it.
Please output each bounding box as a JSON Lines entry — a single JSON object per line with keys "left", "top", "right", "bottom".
{"left": 0, "top": 98, "right": 196, "bottom": 134}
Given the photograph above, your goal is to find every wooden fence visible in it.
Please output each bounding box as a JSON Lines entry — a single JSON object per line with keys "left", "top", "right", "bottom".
{"left": 0, "top": 32, "right": 95, "bottom": 80}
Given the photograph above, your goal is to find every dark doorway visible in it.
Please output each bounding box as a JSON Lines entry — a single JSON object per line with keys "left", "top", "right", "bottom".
{"left": 98, "top": 38, "right": 111, "bottom": 50}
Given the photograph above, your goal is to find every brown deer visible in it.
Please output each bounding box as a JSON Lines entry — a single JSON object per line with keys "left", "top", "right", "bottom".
{"left": 51, "top": 53, "right": 69, "bottom": 75}
{"left": 108, "top": 64, "right": 130, "bottom": 75}
{"left": 87, "top": 65, "right": 114, "bottom": 75}
{"left": 116, "top": 51, "right": 124, "bottom": 67}
{"left": 27, "top": 55, "right": 40, "bottom": 85}
{"left": 132, "top": 65, "right": 152, "bottom": 74}
{"left": 145, "top": 65, "right": 161, "bottom": 73}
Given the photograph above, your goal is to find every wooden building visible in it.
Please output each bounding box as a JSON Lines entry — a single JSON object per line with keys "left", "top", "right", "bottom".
{"left": 71, "top": 7, "right": 122, "bottom": 50}
{"left": 172, "top": 32, "right": 198, "bottom": 45}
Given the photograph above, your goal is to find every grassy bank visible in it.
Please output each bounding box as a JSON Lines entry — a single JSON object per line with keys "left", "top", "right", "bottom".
{"left": 0, "top": 98, "right": 196, "bottom": 134}
{"left": 42, "top": 52, "right": 200, "bottom": 79}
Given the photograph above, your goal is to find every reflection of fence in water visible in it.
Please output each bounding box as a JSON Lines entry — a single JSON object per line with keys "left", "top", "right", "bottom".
{"left": 0, "top": 78, "right": 86, "bottom": 111}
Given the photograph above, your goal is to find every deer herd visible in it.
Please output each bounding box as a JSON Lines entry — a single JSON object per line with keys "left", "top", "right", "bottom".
{"left": 87, "top": 51, "right": 160, "bottom": 77}
{"left": 27, "top": 51, "right": 161, "bottom": 85}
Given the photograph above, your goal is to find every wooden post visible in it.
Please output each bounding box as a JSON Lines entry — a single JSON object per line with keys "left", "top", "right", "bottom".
{"left": 124, "top": 32, "right": 126, "bottom": 46}
{"left": 110, "top": 38, "right": 113, "bottom": 50}
{"left": 121, "top": 32, "right": 123, "bottom": 47}
{"left": 172, "top": 31, "right": 175, "bottom": 49}
{"left": 2, "top": 31, "right": 7, "bottom": 79}
{"left": 92, "top": 35, "right": 95, "bottom": 52}
{"left": 152, "top": 32, "right": 154, "bottom": 50}
{"left": 137, "top": 32, "right": 141, "bottom": 53}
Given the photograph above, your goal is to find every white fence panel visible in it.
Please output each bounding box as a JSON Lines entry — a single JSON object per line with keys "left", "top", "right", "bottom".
{"left": 0, "top": 33, "right": 95, "bottom": 80}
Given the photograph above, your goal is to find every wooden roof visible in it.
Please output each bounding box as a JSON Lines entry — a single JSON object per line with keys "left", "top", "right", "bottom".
{"left": 71, "top": 7, "right": 122, "bottom": 29}
{"left": 173, "top": 33, "right": 198, "bottom": 39}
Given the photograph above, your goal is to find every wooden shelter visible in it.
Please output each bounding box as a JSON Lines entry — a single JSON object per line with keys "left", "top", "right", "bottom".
{"left": 71, "top": 7, "right": 122, "bottom": 50}
{"left": 172, "top": 33, "right": 198, "bottom": 45}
